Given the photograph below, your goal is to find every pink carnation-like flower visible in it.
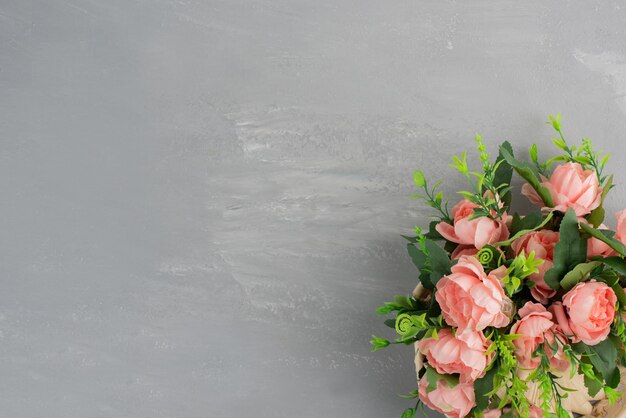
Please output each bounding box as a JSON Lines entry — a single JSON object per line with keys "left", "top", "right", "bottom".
{"left": 511, "top": 230, "right": 559, "bottom": 304}
{"left": 417, "top": 329, "right": 493, "bottom": 383}
{"left": 435, "top": 256, "right": 512, "bottom": 332}
{"left": 418, "top": 373, "right": 475, "bottom": 418}
{"left": 551, "top": 281, "right": 616, "bottom": 345}
{"left": 510, "top": 302, "right": 569, "bottom": 371}
{"left": 521, "top": 162, "right": 602, "bottom": 217}
{"left": 436, "top": 199, "right": 509, "bottom": 250}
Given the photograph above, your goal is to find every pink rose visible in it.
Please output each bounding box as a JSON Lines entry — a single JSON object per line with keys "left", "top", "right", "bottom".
{"left": 510, "top": 302, "right": 568, "bottom": 371}
{"left": 615, "top": 209, "right": 626, "bottom": 245}
{"left": 557, "top": 280, "right": 617, "bottom": 345}
{"left": 587, "top": 223, "right": 616, "bottom": 258}
{"left": 522, "top": 162, "right": 602, "bottom": 217}
{"left": 511, "top": 230, "right": 559, "bottom": 304}
{"left": 436, "top": 199, "right": 509, "bottom": 249}
{"left": 418, "top": 373, "right": 475, "bottom": 418}
{"left": 418, "top": 329, "right": 493, "bottom": 383}
{"left": 436, "top": 256, "right": 512, "bottom": 332}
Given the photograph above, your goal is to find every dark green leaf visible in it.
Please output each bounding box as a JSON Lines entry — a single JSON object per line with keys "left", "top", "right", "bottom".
{"left": 598, "top": 256, "right": 626, "bottom": 275}
{"left": 509, "top": 211, "right": 544, "bottom": 236}
{"left": 401, "top": 235, "right": 419, "bottom": 243}
{"left": 583, "top": 372, "right": 603, "bottom": 397}
{"left": 424, "top": 239, "right": 452, "bottom": 287}
{"left": 544, "top": 209, "right": 587, "bottom": 290}
{"left": 495, "top": 212, "right": 553, "bottom": 246}
{"left": 493, "top": 141, "right": 514, "bottom": 208}
{"left": 560, "top": 261, "right": 602, "bottom": 290}
{"left": 573, "top": 339, "right": 618, "bottom": 385}
{"left": 425, "top": 366, "right": 459, "bottom": 393}
{"left": 425, "top": 220, "right": 444, "bottom": 240}
{"left": 580, "top": 223, "right": 626, "bottom": 256}
{"left": 473, "top": 365, "right": 497, "bottom": 411}
{"left": 588, "top": 175, "right": 613, "bottom": 227}
{"left": 407, "top": 243, "right": 434, "bottom": 290}
{"left": 587, "top": 206, "right": 606, "bottom": 228}
{"left": 499, "top": 145, "right": 554, "bottom": 207}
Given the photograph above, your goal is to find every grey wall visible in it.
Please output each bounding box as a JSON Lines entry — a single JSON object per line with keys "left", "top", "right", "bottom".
{"left": 2, "top": 1, "right": 626, "bottom": 417}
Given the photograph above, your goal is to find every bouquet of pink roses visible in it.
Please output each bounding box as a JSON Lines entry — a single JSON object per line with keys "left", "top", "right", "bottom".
{"left": 372, "top": 115, "right": 626, "bottom": 418}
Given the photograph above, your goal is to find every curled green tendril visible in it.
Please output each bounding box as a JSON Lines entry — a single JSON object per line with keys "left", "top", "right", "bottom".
{"left": 477, "top": 247, "right": 495, "bottom": 266}
{"left": 395, "top": 313, "right": 414, "bottom": 336}
{"left": 477, "top": 245, "right": 502, "bottom": 269}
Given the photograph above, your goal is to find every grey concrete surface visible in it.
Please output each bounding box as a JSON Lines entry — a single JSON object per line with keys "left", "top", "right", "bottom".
{"left": 2, "top": 1, "right": 626, "bottom": 417}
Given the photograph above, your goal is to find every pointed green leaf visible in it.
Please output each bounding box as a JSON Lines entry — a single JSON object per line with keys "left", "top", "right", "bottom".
{"left": 580, "top": 223, "right": 626, "bottom": 256}
{"left": 499, "top": 146, "right": 554, "bottom": 207}
{"left": 560, "top": 261, "right": 602, "bottom": 290}
{"left": 544, "top": 209, "right": 587, "bottom": 290}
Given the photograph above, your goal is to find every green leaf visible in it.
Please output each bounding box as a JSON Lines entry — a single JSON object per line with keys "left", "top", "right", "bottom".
{"left": 588, "top": 175, "right": 613, "bottom": 227}
{"left": 407, "top": 243, "right": 434, "bottom": 290}
{"left": 544, "top": 209, "right": 587, "bottom": 290}
{"left": 509, "top": 211, "right": 545, "bottom": 236}
{"left": 500, "top": 146, "right": 554, "bottom": 207}
{"left": 425, "top": 220, "right": 444, "bottom": 240}
{"left": 595, "top": 258, "right": 626, "bottom": 306}
{"left": 493, "top": 141, "right": 514, "bottom": 208}
{"left": 583, "top": 371, "right": 603, "bottom": 397}
{"left": 573, "top": 339, "right": 618, "bottom": 386}
{"left": 400, "top": 408, "right": 416, "bottom": 418}
{"left": 401, "top": 235, "right": 419, "bottom": 243}
{"left": 425, "top": 366, "right": 459, "bottom": 393}
{"left": 580, "top": 222, "right": 626, "bottom": 256}
{"left": 549, "top": 113, "right": 562, "bottom": 132}
{"left": 424, "top": 239, "right": 452, "bottom": 287}
{"left": 596, "top": 256, "right": 626, "bottom": 275}
{"left": 370, "top": 335, "right": 390, "bottom": 352}
{"left": 413, "top": 170, "right": 426, "bottom": 188}
{"left": 587, "top": 206, "right": 605, "bottom": 228}
{"left": 560, "top": 261, "right": 602, "bottom": 290}
{"left": 473, "top": 364, "right": 497, "bottom": 411}
{"left": 605, "top": 387, "right": 622, "bottom": 405}
{"left": 494, "top": 212, "right": 553, "bottom": 246}
{"left": 530, "top": 143, "right": 539, "bottom": 163}
{"left": 394, "top": 295, "right": 414, "bottom": 310}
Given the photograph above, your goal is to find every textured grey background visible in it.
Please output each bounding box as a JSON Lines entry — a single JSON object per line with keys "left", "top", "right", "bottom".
{"left": 2, "top": 1, "right": 626, "bottom": 417}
